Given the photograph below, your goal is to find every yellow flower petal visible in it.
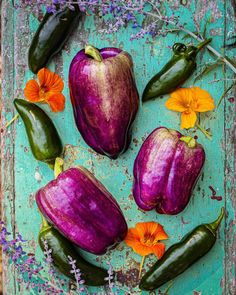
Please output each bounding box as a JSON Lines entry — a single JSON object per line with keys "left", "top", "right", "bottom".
{"left": 180, "top": 110, "right": 197, "bottom": 129}
{"left": 190, "top": 87, "right": 215, "bottom": 112}
{"left": 151, "top": 243, "right": 166, "bottom": 259}
{"left": 166, "top": 88, "right": 192, "bottom": 112}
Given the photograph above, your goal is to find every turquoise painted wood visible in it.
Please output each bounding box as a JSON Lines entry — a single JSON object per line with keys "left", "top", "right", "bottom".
{"left": 1, "top": 1, "right": 235, "bottom": 294}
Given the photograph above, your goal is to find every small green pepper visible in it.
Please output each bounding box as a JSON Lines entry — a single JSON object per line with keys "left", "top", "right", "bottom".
{"left": 142, "top": 38, "right": 212, "bottom": 102}
{"left": 39, "top": 218, "right": 107, "bottom": 286}
{"left": 139, "top": 208, "right": 224, "bottom": 291}
{"left": 29, "top": 6, "right": 81, "bottom": 73}
{"left": 14, "top": 99, "right": 63, "bottom": 165}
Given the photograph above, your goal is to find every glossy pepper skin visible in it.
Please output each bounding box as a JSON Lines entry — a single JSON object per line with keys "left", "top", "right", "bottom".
{"left": 29, "top": 6, "right": 81, "bottom": 73}
{"left": 36, "top": 167, "right": 128, "bottom": 255}
{"left": 133, "top": 127, "right": 205, "bottom": 215}
{"left": 39, "top": 218, "right": 107, "bottom": 286}
{"left": 69, "top": 45, "right": 139, "bottom": 159}
{"left": 142, "top": 38, "right": 212, "bottom": 102}
{"left": 14, "top": 99, "right": 63, "bottom": 165}
{"left": 139, "top": 208, "right": 225, "bottom": 291}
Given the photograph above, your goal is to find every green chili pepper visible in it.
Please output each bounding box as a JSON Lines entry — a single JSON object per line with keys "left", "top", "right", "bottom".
{"left": 139, "top": 208, "right": 224, "bottom": 291}
{"left": 39, "top": 218, "right": 107, "bottom": 286}
{"left": 14, "top": 99, "right": 63, "bottom": 165}
{"left": 142, "top": 38, "right": 212, "bottom": 102}
{"left": 29, "top": 6, "right": 81, "bottom": 74}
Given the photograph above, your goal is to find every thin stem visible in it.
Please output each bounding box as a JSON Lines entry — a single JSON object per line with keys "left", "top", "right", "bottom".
{"left": 164, "top": 281, "right": 173, "bottom": 295}
{"left": 195, "top": 122, "right": 212, "bottom": 140}
{"left": 4, "top": 114, "right": 19, "bottom": 129}
{"left": 138, "top": 256, "right": 146, "bottom": 279}
{"left": 217, "top": 81, "right": 236, "bottom": 108}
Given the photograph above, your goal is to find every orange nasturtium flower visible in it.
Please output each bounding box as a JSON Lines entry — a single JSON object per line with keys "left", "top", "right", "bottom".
{"left": 165, "top": 87, "right": 215, "bottom": 130}
{"left": 125, "top": 222, "right": 168, "bottom": 277}
{"left": 24, "top": 68, "right": 65, "bottom": 112}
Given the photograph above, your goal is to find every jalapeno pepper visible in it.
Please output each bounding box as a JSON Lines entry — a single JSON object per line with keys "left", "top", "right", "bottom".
{"left": 14, "top": 99, "right": 63, "bottom": 165}
{"left": 142, "top": 38, "right": 212, "bottom": 102}
{"left": 28, "top": 6, "right": 81, "bottom": 73}
{"left": 39, "top": 218, "right": 107, "bottom": 286}
{"left": 139, "top": 208, "right": 224, "bottom": 291}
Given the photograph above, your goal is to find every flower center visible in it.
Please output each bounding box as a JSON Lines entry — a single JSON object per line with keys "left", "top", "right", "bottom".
{"left": 141, "top": 234, "right": 157, "bottom": 246}
{"left": 39, "top": 86, "right": 49, "bottom": 100}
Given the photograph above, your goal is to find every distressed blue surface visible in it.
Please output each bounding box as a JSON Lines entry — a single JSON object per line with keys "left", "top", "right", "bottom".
{"left": 1, "top": 1, "right": 235, "bottom": 294}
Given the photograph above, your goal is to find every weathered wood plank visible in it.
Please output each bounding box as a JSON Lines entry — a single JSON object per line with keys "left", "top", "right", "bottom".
{"left": 1, "top": 1, "right": 17, "bottom": 294}
{"left": 223, "top": 1, "right": 236, "bottom": 294}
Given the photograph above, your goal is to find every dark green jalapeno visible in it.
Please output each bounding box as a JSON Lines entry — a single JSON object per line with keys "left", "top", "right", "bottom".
{"left": 29, "top": 6, "right": 81, "bottom": 73}
{"left": 139, "top": 208, "right": 224, "bottom": 291}
{"left": 39, "top": 218, "right": 107, "bottom": 286}
{"left": 142, "top": 38, "right": 212, "bottom": 102}
{"left": 14, "top": 99, "right": 63, "bottom": 165}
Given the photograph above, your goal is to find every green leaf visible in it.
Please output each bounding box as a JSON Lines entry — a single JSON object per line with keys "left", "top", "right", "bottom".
{"left": 202, "top": 18, "right": 211, "bottom": 39}
{"left": 217, "top": 81, "right": 236, "bottom": 108}
{"left": 194, "top": 60, "right": 223, "bottom": 83}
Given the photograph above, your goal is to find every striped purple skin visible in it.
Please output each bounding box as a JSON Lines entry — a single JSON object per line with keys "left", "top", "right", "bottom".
{"left": 69, "top": 47, "right": 139, "bottom": 159}
{"left": 36, "top": 167, "right": 128, "bottom": 255}
{"left": 133, "top": 127, "right": 205, "bottom": 215}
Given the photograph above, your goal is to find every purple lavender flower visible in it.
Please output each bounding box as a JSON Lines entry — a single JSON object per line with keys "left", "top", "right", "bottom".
{"left": 68, "top": 255, "right": 86, "bottom": 293}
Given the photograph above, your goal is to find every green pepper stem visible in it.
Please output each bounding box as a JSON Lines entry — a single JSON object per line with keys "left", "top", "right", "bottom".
{"left": 40, "top": 214, "right": 51, "bottom": 231}
{"left": 54, "top": 157, "right": 64, "bottom": 178}
{"left": 208, "top": 207, "right": 225, "bottom": 232}
{"left": 179, "top": 136, "right": 196, "bottom": 148}
{"left": 85, "top": 45, "right": 103, "bottom": 62}
{"left": 196, "top": 38, "right": 212, "bottom": 53}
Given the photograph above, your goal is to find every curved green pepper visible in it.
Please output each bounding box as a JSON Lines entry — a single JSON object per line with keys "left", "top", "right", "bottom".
{"left": 142, "top": 38, "right": 212, "bottom": 102}
{"left": 14, "top": 99, "right": 63, "bottom": 165}
{"left": 139, "top": 208, "right": 224, "bottom": 291}
{"left": 29, "top": 6, "right": 81, "bottom": 73}
{"left": 39, "top": 218, "right": 107, "bottom": 286}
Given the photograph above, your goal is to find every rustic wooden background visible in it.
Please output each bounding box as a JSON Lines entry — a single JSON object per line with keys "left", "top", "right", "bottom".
{"left": 1, "top": 1, "right": 236, "bottom": 294}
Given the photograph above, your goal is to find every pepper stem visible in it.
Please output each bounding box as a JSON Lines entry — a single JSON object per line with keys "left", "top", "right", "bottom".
{"left": 54, "top": 157, "right": 64, "bottom": 178}
{"left": 196, "top": 38, "right": 212, "bottom": 53}
{"left": 208, "top": 207, "right": 225, "bottom": 232}
{"left": 85, "top": 45, "right": 103, "bottom": 62}
{"left": 179, "top": 136, "right": 196, "bottom": 148}
{"left": 139, "top": 256, "right": 146, "bottom": 279}
{"left": 40, "top": 214, "right": 51, "bottom": 231}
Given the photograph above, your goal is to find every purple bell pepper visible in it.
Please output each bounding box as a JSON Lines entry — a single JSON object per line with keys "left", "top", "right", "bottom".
{"left": 69, "top": 45, "right": 139, "bottom": 159}
{"left": 36, "top": 167, "right": 128, "bottom": 255}
{"left": 133, "top": 127, "right": 205, "bottom": 215}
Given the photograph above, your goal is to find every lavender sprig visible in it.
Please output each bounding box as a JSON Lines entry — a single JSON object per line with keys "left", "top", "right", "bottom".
{"left": 104, "top": 261, "right": 118, "bottom": 295}
{"left": 68, "top": 255, "right": 86, "bottom": 294}
{"left": 16, "top": 0, "right": 236, "bottom": 74}
{"left": 0, "top": 222, "right": 65, "bottom": 294}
